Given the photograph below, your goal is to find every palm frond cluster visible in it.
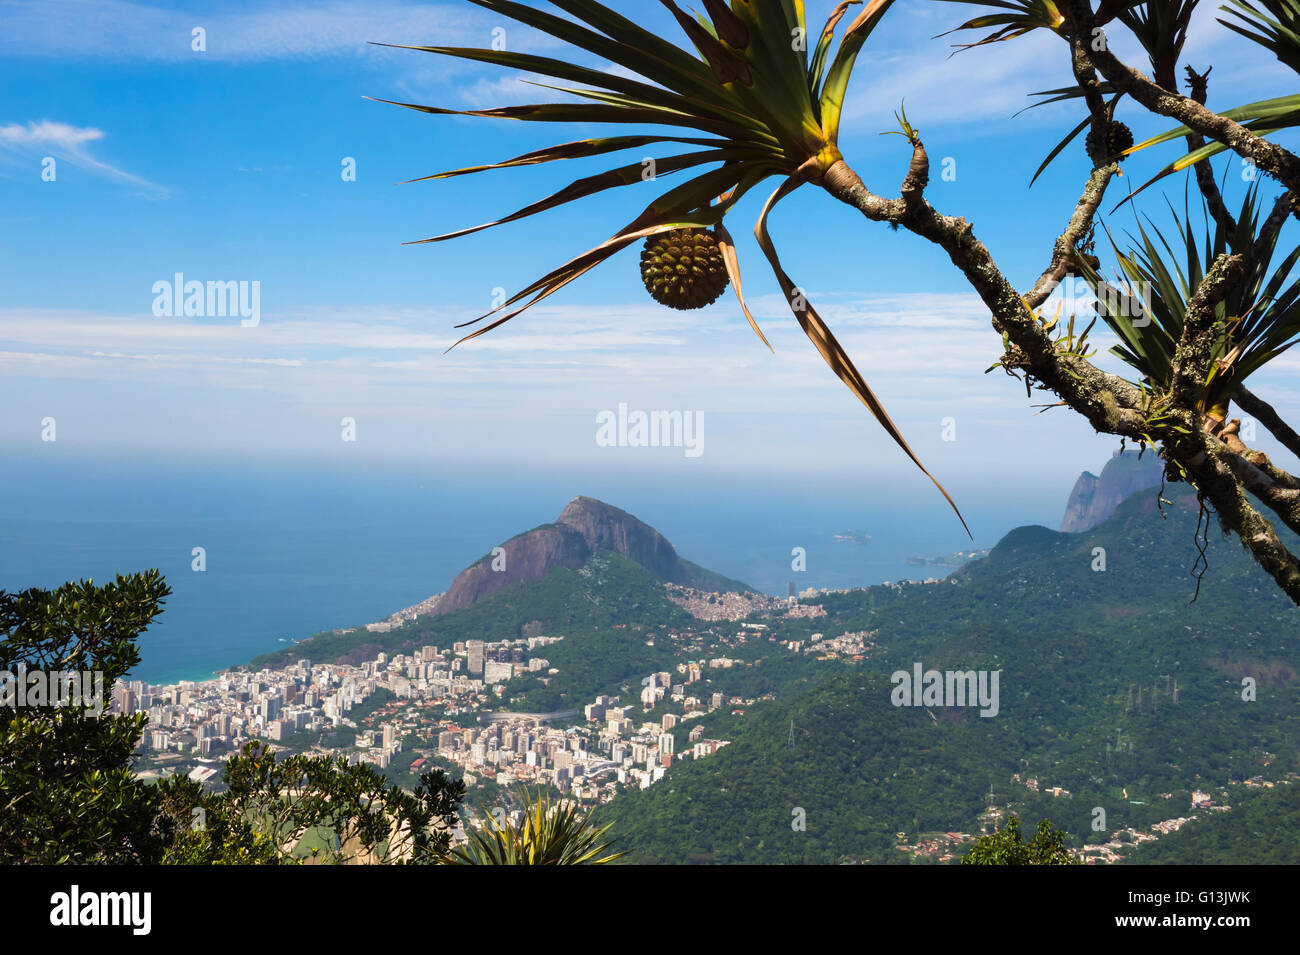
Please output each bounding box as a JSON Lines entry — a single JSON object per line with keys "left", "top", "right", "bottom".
{"left": 1077, "top": 185, "right": 1300, "bottom": 424}
{"left": 445, "top": 789, "right": 623, "bottom": 865}
{"left": 376, "top": 0, "right": 970, "bottom": 532}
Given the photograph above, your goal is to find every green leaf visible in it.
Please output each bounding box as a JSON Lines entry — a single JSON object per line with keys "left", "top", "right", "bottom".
{"left": 820, "top": 0, "right": 895, "bottom": 144}
{"left": 404, "top": 134, "right": 727, "bottom": 182}
{"left": 405, "top": 148, "right": 761, "bottom": 244}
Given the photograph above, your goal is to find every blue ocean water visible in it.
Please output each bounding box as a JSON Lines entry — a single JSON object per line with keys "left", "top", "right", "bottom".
{"left": 0, "top": 455, "right": 1064, "bottom": 685}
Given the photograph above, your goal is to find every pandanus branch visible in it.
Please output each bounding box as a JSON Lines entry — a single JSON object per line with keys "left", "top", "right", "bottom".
{"left": 819, "top": 139, "right": 1300, "bottom": 604}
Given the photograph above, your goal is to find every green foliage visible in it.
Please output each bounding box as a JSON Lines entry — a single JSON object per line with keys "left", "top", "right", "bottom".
{"left": 962, "top": 815, "right": 1078, "bottom": 865}
{"left": 1222, "top": 0, "right": 1300, "bottom": 74}
{"left": 161, "top": 740, "right": 466, "bottom": 865}
{"left": 934, "top": 0, "right": 1069, "bottom": 49}
{"left": 1146, "top": 1, "right": 1300, "bottom": 180}
{"left": 0, "top": 573, "right": 471, "bottom": 866}
{"left": 1078, "top": 183, "right": 1300, "bottom": 416}
{"left": 446, "top": 787, "right": 623, "bottom": 865}
{"left": 0, "top": 571, "right": 178, "bottom": 863}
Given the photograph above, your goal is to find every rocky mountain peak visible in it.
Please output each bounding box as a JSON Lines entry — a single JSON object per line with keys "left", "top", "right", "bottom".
{"left": 1060, "top": 450, "right": 1164, "bottom": 533}
{"left": 433, "top": 496, "right": 746, "bottom": 615}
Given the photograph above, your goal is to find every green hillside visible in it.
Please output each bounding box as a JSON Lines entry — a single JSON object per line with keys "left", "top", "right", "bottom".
{"left": 600, "top": 487, "right": 1300, "bottom": 863}
{"left": 1121, "top": 782, "right": 1300, "bottom": 864}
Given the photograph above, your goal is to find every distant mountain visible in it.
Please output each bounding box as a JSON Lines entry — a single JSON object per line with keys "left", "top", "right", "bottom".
{"left": 1060, "top": 449, "right": 1164, "bottom": 533}
{"left": 433, "top": 496, "right": 752, "bottom": 615}
{"left": 248, "top": 496, "right": 751, "bottom": 682}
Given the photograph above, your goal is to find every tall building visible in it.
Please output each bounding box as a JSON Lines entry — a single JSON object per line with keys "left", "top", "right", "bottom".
{"left": 466, "top": 640, "right": 485, "bottom": 675}
{"left": 483, "top": 660, "right": 512, "bottom": 684}
{"left": 658, "top": 733, "right": 675, "bottom": 756}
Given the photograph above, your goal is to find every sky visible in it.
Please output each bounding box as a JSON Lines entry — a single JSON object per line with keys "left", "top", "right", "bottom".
{"left": 1, "top": 0, "right": 1297, "bottom": 518}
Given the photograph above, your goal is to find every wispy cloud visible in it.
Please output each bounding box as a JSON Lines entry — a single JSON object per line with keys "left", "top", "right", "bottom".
{"left": 0, "top": 0, "right": 507, "bottom": 62}
{"left": 8, "top": 291, "right": 1294, "bottom": 480}
{"left": 0, "top": 120, "right": 164, "bottom": 192}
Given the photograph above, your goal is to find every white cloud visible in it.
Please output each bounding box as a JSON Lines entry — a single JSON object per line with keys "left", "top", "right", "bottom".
{"left": 26, "top": 288, "right": 1285, "bottom": 486}
{"left": 0, "top": 120, "right": 102, "bottom": 149}
{"left": 0, "top": 0, "right": 489, "bottom": 61}
{"left": 0, "top": 120, "right": 163, "bottom": 191}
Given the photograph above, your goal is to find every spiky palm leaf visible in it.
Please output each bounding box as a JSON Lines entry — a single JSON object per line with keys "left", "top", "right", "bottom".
{"left": 1120, "top": 1, "right": 1300, "bottom": 198}
{"left": 1015, "top": 1, "right": 1199, "bottom": 184}
{"left": 444, "top": 789, "right": 623, "bottom": 865}
{"left": 933, "top": 0, "right": 1068, "bottom": 49}
{"left": 1077, "top": 183, "right": 1300, "bottom": 420}
{"left": 1119, "top": 0, "right": 1202, "bottom": 83}
{"left": 375, "top": 0, "right": 969, "bottom": 532}
{"left": 1222, "top": 0, "right": 1300, "bottom": 73}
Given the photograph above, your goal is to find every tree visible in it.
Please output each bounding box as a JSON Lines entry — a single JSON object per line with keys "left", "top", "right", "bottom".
{"left": 161, "top": 741, "right": 467, "bottom": 865}
{"left": 1, "top": 571, "right": 468, "bottom": 865}
{"left": 0, "top": 571, "right": 178, "bottom": 863}
{"left": 377, "top": 0, "right": 1300, "bottom": 607}
{"left": 962, "top": 815, "right": 1079, "bottom": 865}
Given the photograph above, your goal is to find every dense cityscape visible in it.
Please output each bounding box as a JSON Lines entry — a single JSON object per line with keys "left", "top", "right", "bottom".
{"left": 120, "top": 620, "right": 749, "bottom": 806}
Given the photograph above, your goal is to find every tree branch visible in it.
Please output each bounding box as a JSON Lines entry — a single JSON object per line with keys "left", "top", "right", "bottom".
{"left": 1235, "top": 385, "right": 1300, "bottom": 463}
{"left": 822, "top": 156, "right": 1300, "bottom": 603}
{"left": 1025, "top": 32, "right": 1120, "bottom": 309}
{"left": 1070, "top": 0, "right": 1300, "bottom": 201}
{"left": 821, "top": 159, "right": 1149, "bottom": 441}
{"left": 1183, "top": 65, "right": 1238, "bottom": 235}
{"left": 1169, "top": 252, "right": 1243, "bottom": 410}
{"left": 1165, "top": 425, "right": 1300, "bottom": 601}
{"left": 1254, "top": 189, "right": 1293, "bottom": 261}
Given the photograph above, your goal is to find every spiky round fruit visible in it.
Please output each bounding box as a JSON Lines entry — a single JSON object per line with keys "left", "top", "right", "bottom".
{"left": 1087, "top": 121, "right": 1134, "bottom": 160}
{"left": 639, "top": 228, "right": 729, "bottom": 310}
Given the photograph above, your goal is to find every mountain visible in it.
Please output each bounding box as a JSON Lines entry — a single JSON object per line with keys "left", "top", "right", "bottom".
{"left": 1059, "top": 449, "right": 1164, "bottom": 532}
{"left": 250, "top": 547, "right": 695, "bottom": 697}
{"left": 433, "top": 496, "right": 751, "bottom": 615}
{"left": 247, "top": 497, "right": 749, "bottom": 687}
{"left": 601, "top": 483, "right": 1300, "bottom": 863}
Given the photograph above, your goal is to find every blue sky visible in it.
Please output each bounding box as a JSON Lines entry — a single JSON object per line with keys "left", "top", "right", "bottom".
{"left": 1, "top": 0, "right": 1297, "bottom": 514}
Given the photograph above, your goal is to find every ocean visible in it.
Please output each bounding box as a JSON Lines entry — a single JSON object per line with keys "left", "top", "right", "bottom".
{"left": 0, "top": 454, "right": 1066, "bottom": 685}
